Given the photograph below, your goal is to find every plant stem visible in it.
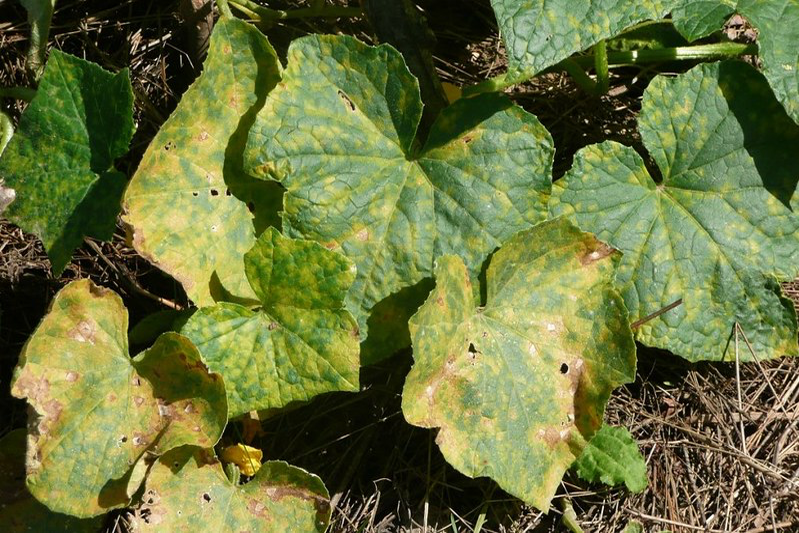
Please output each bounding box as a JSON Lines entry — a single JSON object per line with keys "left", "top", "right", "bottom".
{"left": 561, "top": 59, "right": 597, "bottom": 95}
{"left": 228, "top": 0, "right": 362, "bottom": 21}
{"left": 594, "top": 40, "right": 609, "bottom": 95}
{"left": 217, "top": 0, "right": 234, "bottom": 18}
{"left": 560, "top": 498, "right": 585, "bottom": 533}
{"left": 0, "top": 87, "right": 37, "bottom": 101}
{"left": 463, "top": 42, "right": 757, "bottom": 96}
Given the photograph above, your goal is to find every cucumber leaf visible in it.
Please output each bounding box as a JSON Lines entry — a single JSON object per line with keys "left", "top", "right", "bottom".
{"left": 401, "top": 218, "right": 636, "bottom": 510}
{"left": 573, "top": 424, "right": 648, "bottom": 492}
{"left": 672, "top": 0, "right": 799, "bottom": 124}
{"left": 181, "top": 228, "right": 360, "bottom": 418}
{"left": 124, "top": 17, "right": 283, "bottom": 306}
{"left": 0, "top": 429, "right": 103, "bottom": 532}
{"left": 490, "top": 0, "right": 674, "bottom": 80}
{"left": 0, "top": 51, "right": 133, "bottom": 274}
{"left": 550, "top": 61, "right": 799, "bottom": 361}
{"left": 245, "top": 35, "right": 553, "bottom": 350}
{"left": 131, "top": 447, "right": 330, "bottom": 532}
{"left": 10, "top": 280, "right": 227, "bottom": 517}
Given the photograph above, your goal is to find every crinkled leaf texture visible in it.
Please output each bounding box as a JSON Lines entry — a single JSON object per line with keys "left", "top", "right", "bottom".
{"left": 672, "top": 0, "right": 799, "bottom": 124}
{"left": 10, "top": 280, "right": 227, "bottom": 518}
{"left": 181, "top": 228, "right": 360, "bottom": 418}
{"left": 550, "top": 61, "right": 799, "bottom": 361}
{"left": 490, "top": 0, "right": 674, "bottom": 79}
{"left": 402, "top": 218, "right": 636, "bottom": 510}
{"left": 573, "top": 424, "right": 647, "bottom": 492}
{"left": 0, "top": 429, "right": 103, "bottom": 532}
{"left": 124, "top": 17, "right": 283, "bottom": 306}
{"left": 0, "top": 51, "right": 133, "bottom": 274}
{"left": 132, "top": 446, "right": 330, "bottom": 532}
{"left": 245, "top": 35, "right": 554, "bottom": 357}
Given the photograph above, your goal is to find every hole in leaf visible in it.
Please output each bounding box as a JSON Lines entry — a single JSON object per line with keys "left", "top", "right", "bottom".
{"left": 247, "top": 202, "right": 256, "bottom": 213}
{"left": 337, "top": 90, "right": 356, "bottom": 112}
{"left": 210, "top": 189, "right": 219, "bottom": 196}
{"left": 202, "top": 493, "right": 211, "bottom": 502}
{"left": 225, "top": 188, "right": 231, "bottom": 196}
{"left": 192, "top": 191, "right": 199, "bottom": 197}
{"left": 120, "top": 436, "right": 127, "bottom": 443}
{"left": 560, "top": 363, "right": 569, "bottom": 374}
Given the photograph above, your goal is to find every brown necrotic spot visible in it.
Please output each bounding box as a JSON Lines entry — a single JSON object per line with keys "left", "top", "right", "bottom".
{"left": 198, "top": 131, "right": 209, "bottom": 141}
{"left": 65, "top": 371, "right": 79, "bottom": 383}
{"left": 580, "top": 242, "right": 615, "bottom": 265}
{"left": 68, "top": 320, "right": 96, "bottom": 344}
{"left": 337, "top": 90, "right": 356, "bottom": 111}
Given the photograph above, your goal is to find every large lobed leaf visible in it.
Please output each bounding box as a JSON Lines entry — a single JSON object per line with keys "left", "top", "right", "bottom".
{"left": 550, "top": 61, "right": 799, "bottom": 361}
{"left": 490, "top": 0, "right": 674, "bottom": 79}
{"left": 11, "top": 280, "right": 227, "bottom": 518}
{"left": 402, "top": 218, "right": 636, "bottom": 510}
{"left": 0, "top": 51, "right": 133, "bottom": 274}
{"left": 672, "top": 0, "right": 799, "bottom": 124}
{"left": 0, "top": 430, "right": 102, "bottom": 532}
{"left": 131, "top": 446, "right": 330, "bottom": 532}
{"left": 181, "top": 228, "right": 360, "bottom": 418}
{"left": 124, "top": 17, "right": 283, "bottom": 306}
{"left": 245, "top": 35, "right": 553, "bottom": 353}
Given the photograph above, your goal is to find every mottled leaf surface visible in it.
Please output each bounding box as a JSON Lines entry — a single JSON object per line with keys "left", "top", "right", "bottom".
{"left": 402, "top": 218, "right": 636, "bottom": 510}
{"left": 550, "top": 61, "right": 799, "bottom": 361}
{"left": 124, "top": 18, "right": 283, "bottom": 306}
{"left": 490, "top": 0, "right": 673, "bottom": 79}
{"left": 245, "top": 35, "right": 553, "bottom": 345}
{"left": 0, "top": 430, "right": 102, "bottom": 532}
{"left": 10, "top": 280, "right": 227, "bottom": 517}
{"left": 573, "top": 424, "right": 647, "bottom": 492}
{"left": 672, "top": 0, "right": 799, "bottom": 123}
{"left": 0, "top": 51, "right": 133, "bottom": 274}
{"left": 181, "top": 228, "right": 359, "bottom": 418}
{"left": 132, "top": 447, "right": 330, "bottom": 532}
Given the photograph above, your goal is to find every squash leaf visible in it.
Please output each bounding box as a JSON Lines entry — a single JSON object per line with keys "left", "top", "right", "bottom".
{"left": 124, "top": 17, "right": 283, "bottom": 306}
{"left": 131, "top": 446, "right": 330, "bottom": 532}
{"left": 10, "top": 280, "right": 227, "bottom": 517}
{"left": 0, "top": 51, "right": 133, "bottom": 274}
{"left": 181, "top": 228, "right": 360, "bottom": 418}
{"left": 550, "top": 61, "right": 799, "bottom": 361}
{"left": 401, "top": 218, "right": 636, "bottom": 510}
{"left": 245, "top": 35, "right": 553, "bottom": 352}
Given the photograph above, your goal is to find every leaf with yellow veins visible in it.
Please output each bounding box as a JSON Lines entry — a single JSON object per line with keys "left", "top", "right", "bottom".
{"left": 402, "top": 218, "right": 636, "bottom": 510}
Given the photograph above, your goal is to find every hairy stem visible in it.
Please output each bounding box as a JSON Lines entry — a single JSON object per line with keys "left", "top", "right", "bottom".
{"left": 463, "top": 42, "right": 757, "bottom": 96}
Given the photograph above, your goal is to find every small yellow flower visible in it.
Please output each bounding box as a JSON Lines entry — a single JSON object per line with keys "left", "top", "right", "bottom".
{"left": 442, "top": 82, "right": 462, "bottom": 103}
{"left": 221, "top": 444, "right": 263, "bottom": 477}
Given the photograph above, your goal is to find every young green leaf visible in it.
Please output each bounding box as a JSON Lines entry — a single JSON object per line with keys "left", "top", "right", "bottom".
{"left": 10, "top": 280, "right": 227, "bottom": 518}
{"left": 131, "top": 447, "right": 330, "bottom": 532}
{"left": 0, "top": 51, "right": 133, "bottom": 274}
{"left": 490, "top": 0, "right": 674, "bottom": 80}
{"left": 124, "top": 17, "right": 283, "bottom": 306}
{"left": 181, "top": 228, "right": 360, "bottom": 418}
{"left": 672, "top": 0, "right": 799, "bottom": 124}
{"left": 550, "top": 61, "right": 799, "bottom": 361}
{"left": 573, "top": 424, "right": 647, "bottom": 493}
{"left": 0, "top": 429, "right": 103, "bottom": 532}
{"left": 401, "top": 218, "right": 636, "bottom": 511}
{"left": 245, "top": 35, "right": 553, "bottom": 348}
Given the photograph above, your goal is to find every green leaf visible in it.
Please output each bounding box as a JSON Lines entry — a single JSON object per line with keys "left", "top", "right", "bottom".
{"left": 490, "top": 0, "right": 674, "bottom": 79}
{"left": 550, "top": 61, "right": 799, "bottom": 361}
{"left": 573, "top": 424, "right": 647, "bottom": 492}
{"left": 124, "top": 18, "right": 283, "bottom": 306}
{"left": 131, "top": 446, "right": 331, "bottom": 532}
{"left": 0, "top": 429, "right": 103, "bottom": 532}
{"left": 245, "top": 35, "right": 553, "bottom": 347}
{"left": 401, "top": 218, "right": 636, "bottom": 510}
{"left": 10, "top": 280, "right": 227, "bottom": 518}
{"left": 181, "top": 227, "right": 360, "bottom": 418}
{"left": 672, "top": 0, "right": 799, "bottom": 124}
{"left": 0, "top": 51, "right": 133, "bottom": 274}
{"left": 0, "top": 110, "right": 13, "bottom": 156}
{"left": 20, "top": 0, "right": 57, "bottom": 78}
